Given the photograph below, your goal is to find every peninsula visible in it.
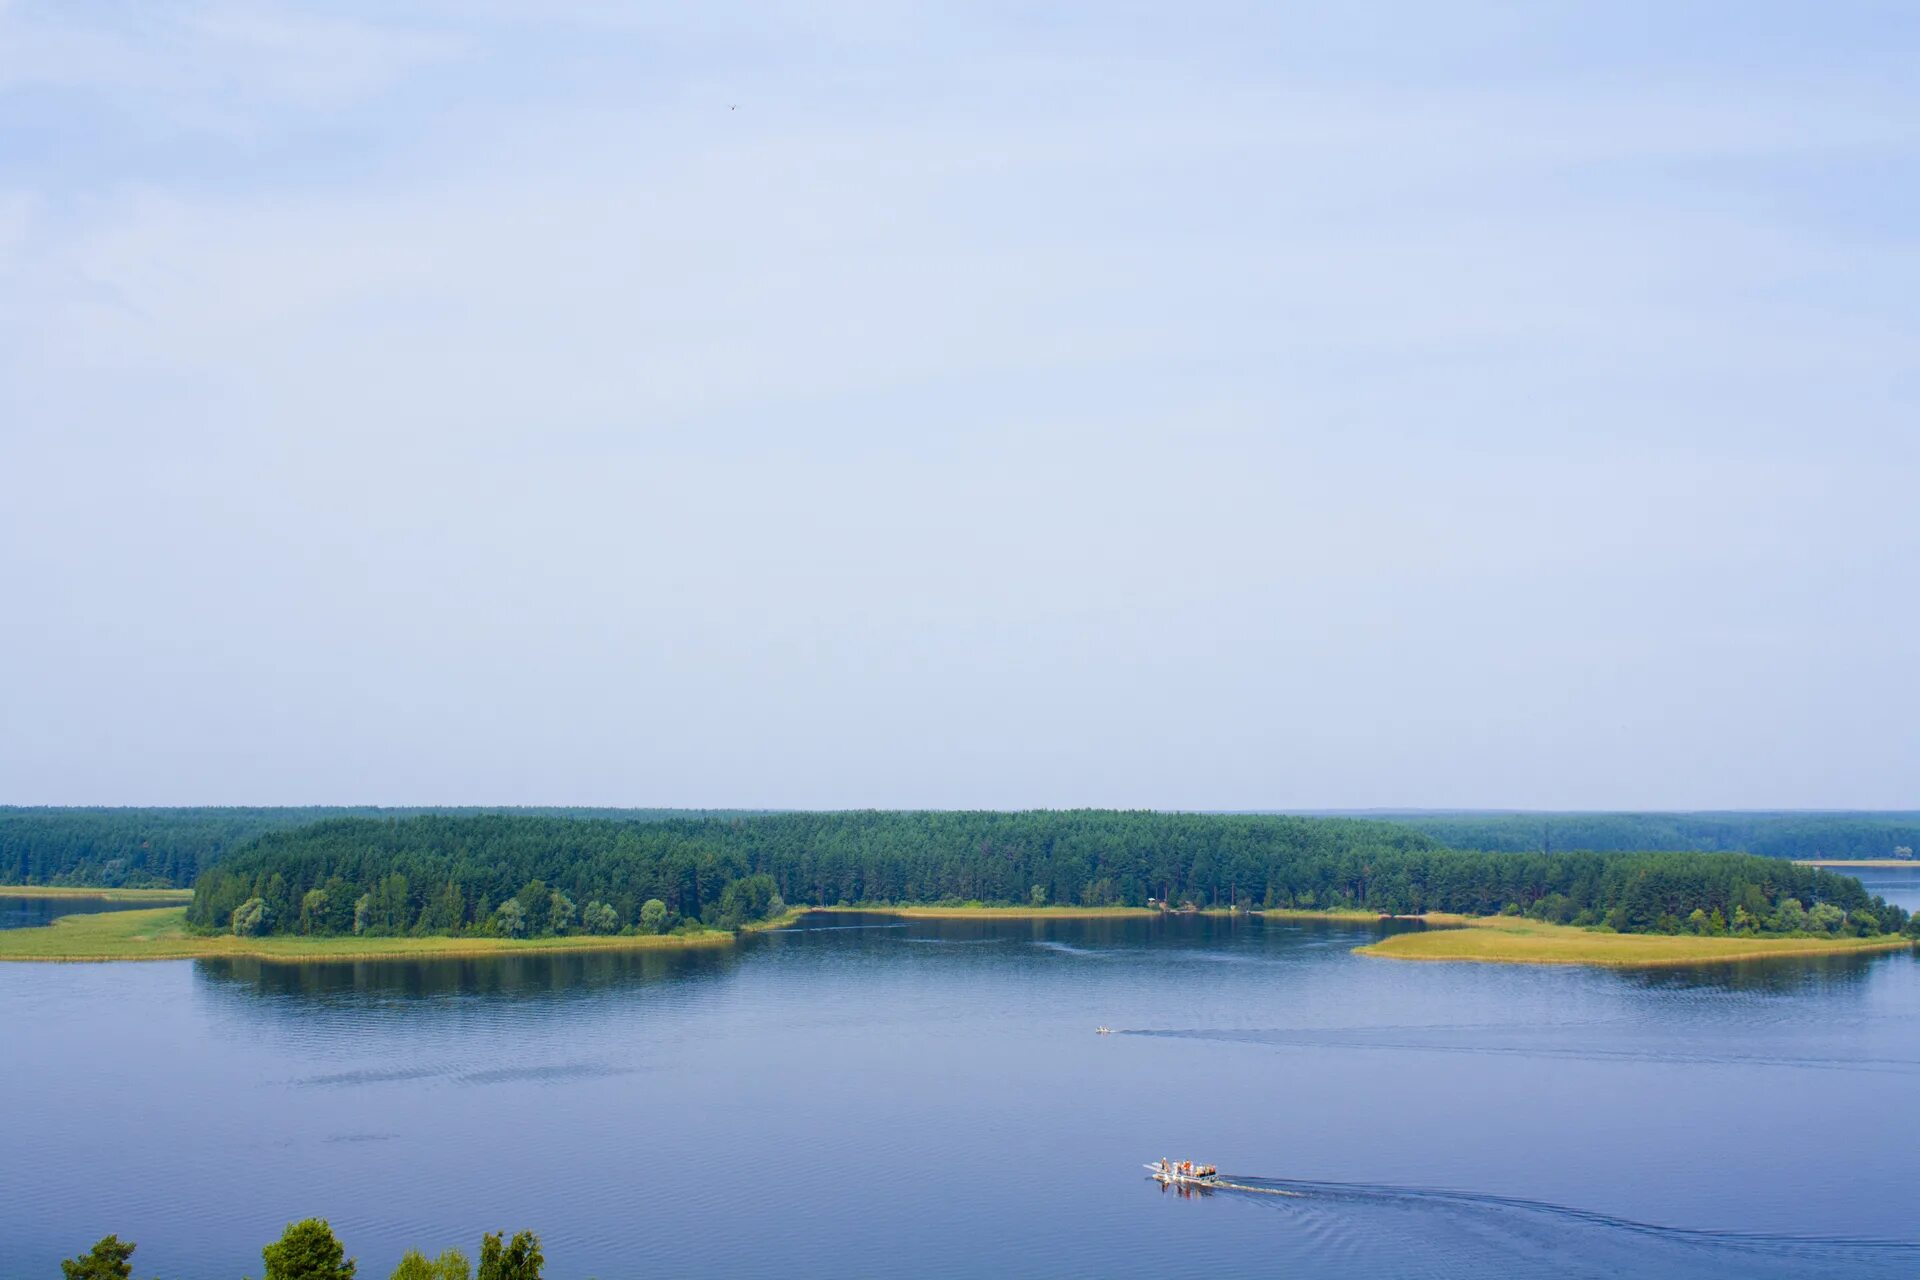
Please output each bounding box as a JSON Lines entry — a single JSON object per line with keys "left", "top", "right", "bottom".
{"left": 0, "top": 905, "right": 738, "bottom": 964}
{"left": 1359, "top": 914, "right": 1914, "bottom": 967}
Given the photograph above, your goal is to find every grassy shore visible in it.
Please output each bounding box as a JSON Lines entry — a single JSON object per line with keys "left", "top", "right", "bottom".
{"left": 740, "top": 906, "right": 812, "bottom": 932}
{"left": 0, "top": 885, "right": 193, "bottom": 902}
{"left": 1358, "top": 914, "right": 1914, "bottom": 968}
{"left": 0, "top": 906, "right": 737, "bottom": 964}
{"left": 1257, "top": 907, "right": 1382, "bottom": 922}
{"left": 16, "top": 898, "right": 1897, "bottom": 969}
{"left": 1794, "top": 859, "right": 1920, "bottom": 869}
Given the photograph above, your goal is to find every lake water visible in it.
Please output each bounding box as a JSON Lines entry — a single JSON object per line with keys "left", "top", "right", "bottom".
{"left": 0, "top": 895, "right": 168, "bottom": 930}
{"left": 5, "top": 886, "right": 1920, "bottom": 1280}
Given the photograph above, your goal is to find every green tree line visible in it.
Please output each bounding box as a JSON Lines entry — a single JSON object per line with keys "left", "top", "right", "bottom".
{"left": 16, "top": 807, "right": 1920, "bottom": 891}
{"left": 60, "top": 1219, "right": 542, "bottom": 1280}
{"left": 0, "top": 807, "right": 768, "bottom": 888}
{"left": 186, "top": 811, "right": 1911, "bottom": 940}
{"left": 1392, "top": 811, "right": 1920, "bottom": 860}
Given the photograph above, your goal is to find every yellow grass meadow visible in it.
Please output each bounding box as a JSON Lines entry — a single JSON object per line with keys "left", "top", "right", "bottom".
{"left": 1359, "top": 914, "right": 1914, "bottom": 968}
{"left": 0, "top": 906, "right": 736, "bottom": 964}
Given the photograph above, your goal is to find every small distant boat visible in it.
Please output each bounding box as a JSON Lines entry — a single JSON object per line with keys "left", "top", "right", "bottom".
{"left": 1096, "top": 1026, "right": 1112, "bottom": 1034}
{"left": 1146, "top": 1160, "right": 1218, "bottom": 1187}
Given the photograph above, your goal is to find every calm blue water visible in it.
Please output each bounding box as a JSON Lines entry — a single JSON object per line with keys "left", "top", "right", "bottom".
{"left": 4, "top": 892, "right": 1920, "bottom": 1279}
{"left": 0, "top": 896, "right": 167, "bottom": 930}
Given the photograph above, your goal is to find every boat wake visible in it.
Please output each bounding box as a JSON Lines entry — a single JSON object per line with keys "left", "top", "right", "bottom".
{"left": 1178, "top": 1173, "right": 1920, "bottom": 1279}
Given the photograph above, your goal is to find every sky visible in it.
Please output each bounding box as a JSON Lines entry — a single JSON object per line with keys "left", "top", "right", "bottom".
{"left": 2, "top": 1, "right": 1916, "bottom": 809}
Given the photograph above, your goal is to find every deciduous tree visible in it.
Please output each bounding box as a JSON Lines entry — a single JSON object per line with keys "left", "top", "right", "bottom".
{"left": 476, "top": 1231, "right": 541, "bottom": 1280}
{"left": 262, "top": 1219, "right": 355, "bottom": 1280}
{"left": 231, "top": 897, "right": 270, "bottom": 936}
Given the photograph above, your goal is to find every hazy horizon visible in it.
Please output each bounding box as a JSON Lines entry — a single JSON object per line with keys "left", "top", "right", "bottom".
{"left": 4, "top": 2, "right": 1916, "bottom": 810}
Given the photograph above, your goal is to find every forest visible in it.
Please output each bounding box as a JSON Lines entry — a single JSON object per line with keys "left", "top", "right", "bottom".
{"left": 13, "top": 807, "right": 1918, "bottom": 891}
{"left": 185, "top": 811, "right": 1912, "bottom": 941}
{"left": 1393, "top": 811, "right": 1920, "bottom": 860}
{"left": 0, "top": 806, "right": 762, "bottom": 887}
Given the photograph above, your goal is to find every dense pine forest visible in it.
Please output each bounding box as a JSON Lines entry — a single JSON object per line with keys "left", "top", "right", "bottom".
{"left": 11, "top": 807, "right": 1916, "bottom": 891}
{"left": 184, "top": 811, "right": 1912, "bottom": 940}
{"left": 0, "top": 806, "right": 764, "bottom": 887}
{"left": 1391, "top": 811, "right": 1920, "bottom": 861}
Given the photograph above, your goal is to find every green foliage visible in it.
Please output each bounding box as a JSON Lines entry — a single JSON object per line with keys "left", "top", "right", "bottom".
{"left": 1399, "top": 811, "right": 1920, "bottom": 860}
{"left": 476, "top": 1231, "right": 542, "bottom": 1280}
{"left": 61, "top": 1235, "right": 135, "bottom": 1280}
{"left": 186, "top": 810, "right": 1910, "bottom": 941}
{"left": 262, "top": 1219, "right": 356, "bottom": 1280}
{"left": 359, "top": 874, "right": 412, "bottom": 934}
{"left": 0, "top": 805, "right": 770, "bottom": 887}
{"left": 491, "top": 899, "right": 525, "bottom": 936}
{"left": 1030, "top": 884, "right": 1048, "bottom": 907}
{"left": 300, "top": 888, "right": 330, "bottom": 935}
{"left": 74, "top": 1224, "right": 485, "bottom": 1280}
{"left": 231, "top": 896, "right": 271, "bottom": 936}
{"left": 391, "top": 1249, "right": 470, "bottom": 1280}
{"left": 713, "top": 873, "right": 779, "bottom": 929}
{"left": 513, "top": 881, "right": 551, "bottom": 936}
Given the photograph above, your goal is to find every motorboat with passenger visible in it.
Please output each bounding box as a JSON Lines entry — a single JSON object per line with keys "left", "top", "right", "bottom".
{"left": 1146, "top": 1159, "right": 1218, "bottom": 1187}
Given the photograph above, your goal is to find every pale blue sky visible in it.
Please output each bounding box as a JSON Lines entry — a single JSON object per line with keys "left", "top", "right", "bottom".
{"left": 2, "top": 1, "right": 1916, "bottom": 808}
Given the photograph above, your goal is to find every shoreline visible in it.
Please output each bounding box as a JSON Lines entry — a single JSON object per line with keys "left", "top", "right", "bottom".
{"left": 1793, "top": 859, "right": 1920, "bottom": 869}
{"left": 0, "top": 907, "right": 738, "bottom": 964}
{"left": 741, "top": 906, "right": 812, "bottom": 932}
{"left": 10, "top": 898, "right": 1904, "bottom": 970}
{"left": 1256, "top": 907, "right": 1383, "bottom": 922}
{"left": 1358, "top": 914, "right": 1915, "bottom": 968}
{"left": 0, "top": 885, "right": 193, "bottom": 902}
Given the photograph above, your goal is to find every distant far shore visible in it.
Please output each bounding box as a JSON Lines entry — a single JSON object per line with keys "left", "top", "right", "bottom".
{"left": 1794, "top": 859, "right": 1920, "bottom": 868}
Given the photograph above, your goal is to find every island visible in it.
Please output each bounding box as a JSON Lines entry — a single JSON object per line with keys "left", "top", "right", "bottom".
{"left": 1, "top": 810, "right": 1913, "bottom": 968}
